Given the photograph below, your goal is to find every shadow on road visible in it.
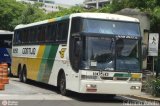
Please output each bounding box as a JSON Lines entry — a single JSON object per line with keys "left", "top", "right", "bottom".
{"left": 11, "top": 77, "right": 128, "bottom": 103}
{"left": 67, "top": 92, "right": 124, "bottom": 103}
{"left": 11, "top": 77, "right": 59, "bottom": 93}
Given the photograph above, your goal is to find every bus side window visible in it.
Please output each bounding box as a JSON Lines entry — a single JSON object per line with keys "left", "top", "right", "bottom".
{"left": 34, "top": 27, "right": 38, "bottom": 43}
{"left": 28, "top": 29, "right": 32, "bottom": 43}
{"left": 41, "top": 26, "right": 45, "bottom": 42}
{"left": 30, "top": 28, "right": 35, "bottom": 43}
{"left": 71, "top": 17, "right": 82, "bottom": 34}
{"left": 46, "top": 25, "right": 49, "bottom": 42}
{"left": 18, "top": 31, "right": 22, "bottom": 44}
{"left": 21, "top": 29, "right": 28, "bottom": 44}
{"left": 26, "top": 30, "right": 29, "bottom": 43}
{"left": 14, "top": 31, "right": 20, "bottom": 44}
{"left": 46, "top": 24, "right": 56, "bottom": 43}
{"left": 56, "top": 20, "right": 69, "bottom": 42}
{"left": 22, "top": 30, "right": 25, "bottom": 43}
{"left": 37, "top": 26, "right": 46, "bottom": 43}
{"left": 44, "top": 26, "right": 48, "bottom": 42}
{"left": 51, "top": 24, "right": 56, "bottom": 42}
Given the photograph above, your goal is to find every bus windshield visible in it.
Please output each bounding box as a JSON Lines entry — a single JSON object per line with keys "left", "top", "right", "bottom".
{"left": 71, "top": 18, "right": 141, "bottom": 72}
{"left": 115, "top": 39, "right": 140, "bottom": 72}
{"left": 81, "top": 36, "right": 140, "bottom": 72}
{"left": 81, "top": 37, "right": 115, "bottom": 71}
{"left": 71, "top": 18, "right": 140, "bottom": 72}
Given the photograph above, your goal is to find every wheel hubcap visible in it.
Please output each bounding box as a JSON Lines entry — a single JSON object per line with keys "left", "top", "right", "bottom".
{"left": 60, "top": 75, "right": 66, "bottom": 94}
{"left": 60, "top": 79, "right": 64, "bottom": 91}
{"left": 23, "top": 74, "right": 26, "bottom": 81}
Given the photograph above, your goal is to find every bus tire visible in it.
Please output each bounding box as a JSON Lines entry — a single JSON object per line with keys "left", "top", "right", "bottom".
{"left": 18, "top": 65, "right": 23, "bottom": 82}
{"left": 8, "top": 66, "right": 13, "bottom": 77}
{"left": 59, "top": 73, "right": 67, "bottom": 96}
{"left": 22, "top": 66, "right": 27, "bottom": 83}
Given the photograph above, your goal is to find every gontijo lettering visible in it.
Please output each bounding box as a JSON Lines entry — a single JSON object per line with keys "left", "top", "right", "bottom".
{"left": 22, "top": 48, "right": 36, "bottom": 55}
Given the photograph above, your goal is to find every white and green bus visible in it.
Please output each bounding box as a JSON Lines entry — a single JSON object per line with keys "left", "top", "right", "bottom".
{"left": 12, "top": 13, "right": 142, "bottom": 96}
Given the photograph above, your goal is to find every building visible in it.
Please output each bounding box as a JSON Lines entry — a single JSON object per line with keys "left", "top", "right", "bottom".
{"left": 16, "top": 0, "right": 72, "bottom": 13}
{"left": 84, "top": 0, "right": 112, "bottom": 9}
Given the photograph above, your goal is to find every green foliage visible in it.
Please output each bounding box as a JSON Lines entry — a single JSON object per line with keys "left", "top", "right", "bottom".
{"left": 100, "top": 0, "right": 160, "bottom": 33}
{"left": 109, "top": 0, "right": 130, "bottom": 13}
{"left": 98, "top": 4, "right": 112, "bottom": 13}
{"left": 11, "top": 2, "right": 46, "bottom": 28}
{"left": 1, "top": 0, "right": 160, "bottom": 33}
{"left": 0, "top": 0, "right": 25, "bottom": 30}
{"left": 19, "top": 4, "right": 46, "bottom": 24}
{"left": 33, "top": 2, "right": 44, "bottom": 8}
{"left": 145, "top": 76, "right": 160, "bottom": 97}
{"left": 46, "top": 6, "right": 86, "bottom": 19}
{"left": 151, "top": 78, "right": 160, "bottom": 97}
{"left": 0, "top": 0, "right": 46, "bottom": 30}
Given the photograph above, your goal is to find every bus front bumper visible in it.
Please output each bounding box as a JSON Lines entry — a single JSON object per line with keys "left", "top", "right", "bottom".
{"left": 80, "top": 80, "right": 142, "bottom": 95}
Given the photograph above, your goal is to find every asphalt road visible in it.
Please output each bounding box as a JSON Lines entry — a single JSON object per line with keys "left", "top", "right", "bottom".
{"left": 0, "top": 78, "right": 145, "bottom": 106}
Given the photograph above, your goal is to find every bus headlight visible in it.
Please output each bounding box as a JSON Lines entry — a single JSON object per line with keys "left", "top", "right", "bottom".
{"left": 81, "top": 75, "right": 98, "bottom": 80}
{"left": 130, "top": 86, "right": 140, "bottom": 90}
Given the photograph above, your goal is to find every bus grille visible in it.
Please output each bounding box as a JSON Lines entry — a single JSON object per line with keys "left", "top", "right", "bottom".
{"left": 100, "top": 77, "right": 129, "bottom": 81}
{"left": 100, "top": 77, "right": 113, "bottom": 80}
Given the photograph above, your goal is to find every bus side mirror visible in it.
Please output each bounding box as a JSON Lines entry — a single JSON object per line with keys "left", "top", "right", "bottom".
{"left": 74, "top": 41, "right": 82, "bottom": 72}
{"left": 75, "top": 41, "right": 82, "bottom": 56}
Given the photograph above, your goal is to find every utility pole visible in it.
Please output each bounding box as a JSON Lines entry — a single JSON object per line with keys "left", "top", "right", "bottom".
{"left": 96, "top": 0, "right": 99, "bottom": 9}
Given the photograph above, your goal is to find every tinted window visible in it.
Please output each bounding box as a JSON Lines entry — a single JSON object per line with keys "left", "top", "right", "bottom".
{"left": 21, "top": 29, "right": 29, "bottom": 44}
{"left": 37, "top": 27, "right": 44, "bottom": 42}
{"left": 29, "top": 28, "right": 37, "bottom": 43}
{"left": 56, "top": 20, "right": 69, "bottom": 41}
{"left": 13, "top": 31, "right": 20, "bottom": 44}
{"left": 71, "top": 17, "right": 82, "bottom": 34}
{"left": 46, "top": 24, "right": 56, "bottom": 42}
{"left": 14, "top": 19, "right": 69, "bottom": 45}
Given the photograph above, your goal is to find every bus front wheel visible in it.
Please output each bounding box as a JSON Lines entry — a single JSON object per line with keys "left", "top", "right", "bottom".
{"left": 59, "top": 73, "right": 67, "bottom": 96}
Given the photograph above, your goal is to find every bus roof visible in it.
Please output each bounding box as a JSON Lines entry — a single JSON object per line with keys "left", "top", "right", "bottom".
{"left": 70, "top": 13, "right": 139, "bottom": 22}
{"left": 14, "top": 15, "right": 70, "bottom": 30}
{"left": 0, "top": 30, "right": 13, "bottom": 35}
{"left": 15, "top": 13, "right": 139, "bottom": 30}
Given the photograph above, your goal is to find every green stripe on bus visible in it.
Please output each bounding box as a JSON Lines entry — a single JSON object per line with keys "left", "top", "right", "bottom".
{"left": 114, "top": 73, "right": 131, "bottom": 77}
{"left": 42, "top": 44, "right": 59, "bottom": 83}
{"left": 56, "top": 15, "right": 70, "bottom": 21}
{"left": 37, "top": 45, "right": 51, "bottom": 81}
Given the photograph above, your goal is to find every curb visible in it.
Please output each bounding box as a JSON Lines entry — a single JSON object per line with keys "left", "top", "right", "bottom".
{"left": 129, "top": 95, "right": 160, "bottom": 102}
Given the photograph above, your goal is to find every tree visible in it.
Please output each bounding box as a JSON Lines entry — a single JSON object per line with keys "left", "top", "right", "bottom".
{"left": 46, "top": 6, "right": 86, "bottom": 19}
{"left": 0, "top": 0, "right": 46, "bottom": 30}
{"left": 0, "top": 0, "right": 25, "bottom": 30}
{"left": 19, "top": 4, "right": 46, "bottom": 24}
{"left": 99, "top": 0, "right": 160, "bottom": 33}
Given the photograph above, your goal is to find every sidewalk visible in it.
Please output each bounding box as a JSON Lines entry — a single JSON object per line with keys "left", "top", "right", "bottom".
{"left": 131, "top": 92, "right": 160, "bottom": 102}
